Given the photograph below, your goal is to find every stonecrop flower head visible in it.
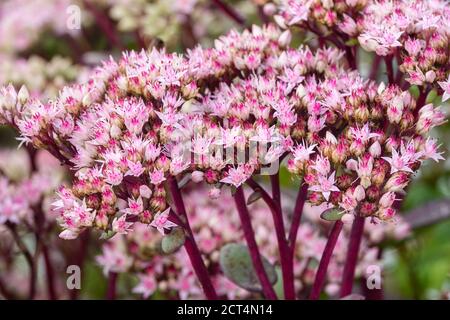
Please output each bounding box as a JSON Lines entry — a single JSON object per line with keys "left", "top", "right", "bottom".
{"left": 270, "top": 0, "right": 450, "bottom": 90}
{"left": 287, "top": 74, "right": 446, "bottom": 220}
{"left": 1, "top": 25, "right": 299, "bottom": 239}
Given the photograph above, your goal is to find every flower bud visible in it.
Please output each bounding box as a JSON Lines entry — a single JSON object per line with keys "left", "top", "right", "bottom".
{"left": 191, "top": 170, "right": 204, "bottom": 183}
{"left": 378, "top": 207, "right": 396, "bottom": 221}
{"left": 17, "top": 85, "right": 29, "bottom": 105}
{"left": 139, "top": 185, "right": 152, "bottom": 199}
{"left": 278, "top": 30, "right": 292, "bottom": 47}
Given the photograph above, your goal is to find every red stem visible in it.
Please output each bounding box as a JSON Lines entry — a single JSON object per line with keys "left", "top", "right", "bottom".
{"left": 385, "top": 55, "right": 395, "bottom": 84}
{"left": 340, "top": 216, "right": 365, "bottom": 297}
{"left": 369, "top": 55, "right": 382, "bottom": 80}
{"left": 309, "top": 221, "right": 343, "bottom": 300}
{"left": 83, "top": 0, "right": 123, "bottom": 49}
{"left": 70, "top": 231, "right": 90, "bottom": 300}
{"left": 211, "top": 0, "right": 246, "bottom": 26}
{"left": 42, "top": 245, "right": 57, "bottom": 300}
{"left": 6, "top": 223, "right": 36, "bottom": 299}
{"left": 167, "top": 177, "right": 218, "bottom": 300}
{"left": 234, "top": 186, "right": 278, "bottom": 300}
{"left": 247, "top": 178, "right": 295, "bottom": 300}
{"left": 288, "top": 184, "right": 308, "bottom": 249}
{"left": 106, "top": 272, "right": 118, "bottom": 300}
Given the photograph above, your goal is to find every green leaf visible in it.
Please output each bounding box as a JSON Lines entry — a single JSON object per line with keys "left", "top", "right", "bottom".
{"left": 247, "top": 191, "right": 262, "bottom": 205}
{"left": 345, "top": 38, "right": 359, "bottom": 46}
{"left": 99, "top": 230, "right": 116, "bottom": 240}
{"left": 426, "top": 89, "right": 438, "bottom": 104}
{"left": 320, "top": 208, "right": 344, "bottom": 221}
{"left": 177, "top": 174, "right": 191, "bottom": 189}
{"left": 161, "top": 227, "right": 186, "bottom": 254}
{"left": 219, "top": 243, "right": 277, "bottom": 293}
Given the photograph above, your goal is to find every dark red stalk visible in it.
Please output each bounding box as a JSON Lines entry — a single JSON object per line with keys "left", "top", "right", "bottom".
{"left": 211, "top": 0, "right": 246, "bottom": 26}
{"left": 385, "top": 55, "right": 395, "bottom": 84}
{"left": 42, "top": 245, "right": 57, "bottom": 300}
{"left": 369, "top": 55, "right": 382, "bottom": 80}
{"left": 82, "top": 0, "right": 123, "bottom": 49}
{"left": 234, "top": 186, "right": 278, "bottom": 299}
{"left": 167, "top": 177, "right": 218, "bottom": 300}
{"left": 309, "top": 221, "right": 343, "bottom": 300}
{"left": 106, "top": 272, "right": 118, "bottom": 300}
{"left": 288, "top": 184, "right": 308, "bottom": 249}
{"left": 247, "top": 178, "right": 294, "bottom": 300}
{"left": 70, "top": 231, "right": 90, "bottom": 300}
{"left": 5, "top": 223, "right": 36, "bottom": 299}
{"left": 340, "top": 216, "right": 365, "bottom": 297}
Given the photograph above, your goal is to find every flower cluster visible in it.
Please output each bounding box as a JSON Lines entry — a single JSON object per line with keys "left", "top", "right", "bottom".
{"left": 101, "top": 0, "right": 252, "bottom": 48}
{"left": 1, "top": 23, "right": 445, "bottom": 238}
{"left": 287, "top": 77, "right": 446, "bottom": 220}
{"left": 0, "top": 0, "right": 81, "bottom": 53}
{"left": 0, "top": 149, "right": 65, "bottom": 226}
{"left": 0, "top": 55, "right": 88, "bottom": 100}
{"left": 269, "top": 0, "right": 450, "bottom": 90}
{"left": 1, "top": 25, "right": 296, "bottom": 239}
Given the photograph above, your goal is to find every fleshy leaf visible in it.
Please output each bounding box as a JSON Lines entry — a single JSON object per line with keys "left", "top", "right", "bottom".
{"left": 247, "top": 190, "right": 262, "bottom": 205}
{"left": 320, "top": 208, "right": 344, "bottom": 221}
{"left": 161, "top": 227, "right": 186, "bottom": 254}
{"left": 99, "top": 230, "right": 117, "bottom": 240}
{"left": 219, "top": 243, "right": 277, "bottom": 292}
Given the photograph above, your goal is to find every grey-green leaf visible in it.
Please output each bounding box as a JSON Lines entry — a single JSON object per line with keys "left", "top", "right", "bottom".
{"left": 219, "top": 243, "right": 277, "bottom": 292}
{"left": 99, "top": 230, "right": 117, "bottom": 240}
{"left": 177, "top": 174, "right": 192, "bottom": 189}
{"left": 320, "top": 208, "right": 344, "bottom": 221}
{"left": 247, "top": 191, "right": 262, "bottom": 205}
{"left": 161, "top": 227, "right": 186, "bottom": 254}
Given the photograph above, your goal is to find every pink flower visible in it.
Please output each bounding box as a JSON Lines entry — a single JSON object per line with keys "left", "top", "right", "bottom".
{"left": 149, "top": 169, "right": 166, "bottom": 185}
{"left": 125, "top": 160, "right": 145, "bottom": 177}
{"left": 96, "top": 243, "right": 132, "bottom": 275}
{"left": 123, "top": 197, "right": 144, "bottom": 216}
{"left": 133, "top": 273, "right": 157, "bottom": 299}
{"left": 350, "top": 124, "right": 379, "bottom": 144}
{"left": 311, "top": 154, "right": 331, "bottom": 175}
{"left": 422, "top": 138, "right": 444, "bottom": 162}
{"left": 208, "top": 187, "right": 221, "bottom": 199}
{"left": 150, "top": 208, "right": 178, "bottom": 235}
{"left": 112, "top": 215, "right": 133, "bottom": 235}
{"left": 379, "top": 192, "right": 397, "bottom": 208}
{"left": 308, "top": 172, "right": 340, "bottom": 201}
{"left": 104, "top": 168, "right": 123, "bottom": 186}
{"left": 139, "top": 185, "right": 152, "bottom": 199}
{"left": 438, "top": 76, "right": 450, "bottom": 102}
{"left": 291, "top": 141, "right": 316, "bottom": 162}
{"left": 382, "top": 148, "right": 413, "bottom": 174}
{"left": 144, "top": 144, "right": 161, "bottom": 162}
{"left": 220, "top": 165, "right": 249, "bottom": 188}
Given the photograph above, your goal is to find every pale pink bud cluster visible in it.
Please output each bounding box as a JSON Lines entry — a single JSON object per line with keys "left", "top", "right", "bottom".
{"left": 287, "top": 77, "right": 446, "bottom": 220}
{"left": 270, "top": 0, "right": 450, "bottom": 90}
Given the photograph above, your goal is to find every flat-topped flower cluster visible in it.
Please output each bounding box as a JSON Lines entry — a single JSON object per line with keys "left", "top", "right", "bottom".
{"left": 270, "top": 0, "right": 450, "bottom": 91}
{"left": 0, "top": 23, "right": 446, "bottom": 240}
